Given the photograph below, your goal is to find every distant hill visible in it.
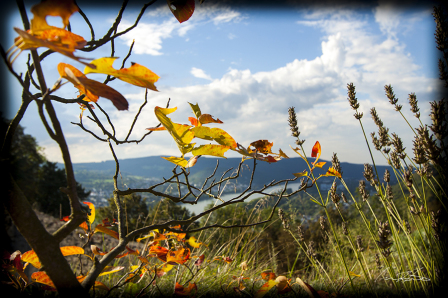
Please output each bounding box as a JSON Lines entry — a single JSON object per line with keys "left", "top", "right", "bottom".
{"left": 61, "top": 155, "right": 397, "bottom": 191}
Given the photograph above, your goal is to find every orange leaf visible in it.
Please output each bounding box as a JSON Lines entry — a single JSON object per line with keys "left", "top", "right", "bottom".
{"left": 175, "top": 282, "right": 197, "bottom": 296}
{"left": 167, "top": 248, "right": 190, "bottom": 265}
{"left": 58, "top": 63, "right": 129, "bottom": 110}
{"left": 250, "top": 140, "right": 274, "bottom": 154}
{"left": 311, "top": 141, "right": 321, "bottom": 159}
{"left": 60, "top": 216, "right": 89, "bottom": 231}
{"left": 146, "top": 126, "right": 167, "bottom": 131}
{"left": 188, "top": 117, "right": 200, "bottom": 127}
{"left": 148, "top": 245, "right": 169, "bottom": 262}
{"left": 261, "top": 271, "right": 276, "bottom": 280}
{"left": 94, "top": 225, "right": 119, "bottom": 239}
{"left": 168, "top": 0, "right": 195, "bottom": 23}
{"left": 22, "top": 246, "right": 83, "bottom": 269}
{"left": 11, "top": 28, "right": 90, "bottom": 67}
{"left": 30, "top": 0, "right": 78, "bottom": 31}
{"left": 84, "top": 57, "right": 159, "bottom": 91}
{"left": 31, "top": 272, "right": 55, "bottom": 289}
{"left": 198, "top": 114, "right": 223, "bottom": 125}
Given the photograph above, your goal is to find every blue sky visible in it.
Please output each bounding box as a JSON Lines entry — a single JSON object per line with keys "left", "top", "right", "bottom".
{"left": 1, "top": 0, "right": 443, "bottom": 166}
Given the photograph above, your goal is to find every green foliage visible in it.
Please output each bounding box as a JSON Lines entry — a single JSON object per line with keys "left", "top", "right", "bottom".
{"left": 1, "top": 118, "right": 90, "bottom": 217}
{"left": 96, "top": 193, "right": 149, "bottom": 236}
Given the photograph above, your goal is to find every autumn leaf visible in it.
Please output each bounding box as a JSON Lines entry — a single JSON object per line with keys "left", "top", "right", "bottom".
{"left": 311, "top": 141, "right": 321, "bottom": 159}
{"left": 155, "top": 106, "right": 195, "bottom": 155}
{"left": 94, "top": 225, "right": 119, "bottom": 239}
{"left": 198, "top": 114, "right": 223, "bottom": 125}
{"left": 162, "top": 156, "right": 188, "bottom": 168}
{"left": 83, "top": 201, "right": 95, "bottom": 225}
{"left": 58, "top": 63, "right": 129, "bottom": 110}
{"left": 256, "top": 279, "right": 278, "bottom": 298}
{"left": 191, "top": 126, "right": 237, "bottom": 148}
{"left": 99, "top": 266, "right": 125, "bottom": 277}
{"left": 167, "top": 248, "right": 190, "bottom": 265}
{"left": 167, "top": 0, "right": 195, "bottom": 23}
{"left": 188, "top": 117, "right": 200, "bottom": 127}
{"left": 148, "top": 245, "right": 169, "bottom": 262}
{"left": 313, "top": 161, "right": 326, "bottom": 169}
{"left": 60, "top": 215, "right": 89, "bottom": 231}
{"left": 322, "top": 167, "right": 342, "bottom": 179}
{"left": 278, "top": 149, "right": 289, "bottom": 159}
{"left": 146, "top": 126, "right": 167, "bottom": 131}
{"left": 9, "top": 28, "right": 90, "bottom": 67}
{"left": 31, "top": 272, "right": 55, "bottom": 289}
{"left": 186, "top": 236, "right": 207, "bottom": 248}
{"left": 84, "top": 57, "right": 159, "bottom": 91}
{"left": 30, "top": 0, "right": 78, "bottom": 31}
{"left": 188, "top": 102, "right": 202, "bottom": 119}
{"left": 250, "top": 140, "right": 273, "bottom": 154}
{"left": 261, "top": 271, "right": 276, "bottom": 280}
{"left": 293, "top": 170, "right": 308, "bottom": 178}
{"left": 22, "top": 246, "right": 84, "bottom": 269}
{"left": 191, "top": 144, "right": 230, "bottom": 158}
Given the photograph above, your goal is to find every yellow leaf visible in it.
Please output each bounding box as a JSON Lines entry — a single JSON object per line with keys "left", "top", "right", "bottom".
{"left": 191, "top": 144, "right": 230, "bottom": 158}
{"left": 250, "top": 140, "right": 273, "bottom": 154}
{"left": 349, "top": 271, "right": 361, "bottom": 277}
{"left": 293, "top": 170, "right": 308, "bottom": 178}
{"left": 322, "top": 167, "right": 342, "bottom": 179}
{"left": 313, "top": 161, "right": 326, "bottom": 169}
{"left": 84, "top": 57, "right": 159, "bottom": 91}
{"left": 83, "top": 201, "right": 95, "bottom": 224}
{"left": 155, "top": 106, "right": 195, "bottom": 154}
{"left": 278, "top": 149, "right": 289, "bottom": 159}
{"left": 162, "top": 156, "right": 189, "bottom": 168}
{"left": 255, "top": 280, "right": 277, "bottom": 298}
{"left": 191, "top": 126, "right": 237, "bottom": 148}
{"left": 187, "top": 236, "right": 207, "bottom": 248}
{"left": 99, "top": 266, "right": 125, "bottom": 277}
{"left": 94, "top": 225, "right": 119, "bottom": 239}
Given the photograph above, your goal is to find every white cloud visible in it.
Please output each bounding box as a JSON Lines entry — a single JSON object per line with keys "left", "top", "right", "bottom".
{"left": 39, "top": 4, "right": 439, "bottom": 166}
{"left": 191, "top": 67, "right": 213, "bottom": 80}
{"left": 118, "top": 3, "right": 244, "bottom": 55}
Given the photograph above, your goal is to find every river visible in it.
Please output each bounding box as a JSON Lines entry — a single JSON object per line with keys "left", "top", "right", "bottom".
{"left": 182, "top": 182, "right": 303, "bottom": 214}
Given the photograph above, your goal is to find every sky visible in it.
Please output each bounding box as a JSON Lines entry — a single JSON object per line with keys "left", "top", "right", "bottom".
{"left": 1, "top": 0, "right": 444, "bottom": 166}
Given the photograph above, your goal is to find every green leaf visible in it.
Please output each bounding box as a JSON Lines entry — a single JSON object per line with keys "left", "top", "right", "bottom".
{"left": 188, "top": 102, "right": 202, "bottom": 118}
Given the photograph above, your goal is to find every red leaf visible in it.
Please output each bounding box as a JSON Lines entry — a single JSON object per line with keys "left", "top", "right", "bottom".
{"left": 167, "top": 0, "right": 195, "bottom": 23}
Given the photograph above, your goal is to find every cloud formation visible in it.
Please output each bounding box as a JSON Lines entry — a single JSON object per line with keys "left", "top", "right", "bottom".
{"left": 39, "top": 4, "right": 440, "bottom": 167}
